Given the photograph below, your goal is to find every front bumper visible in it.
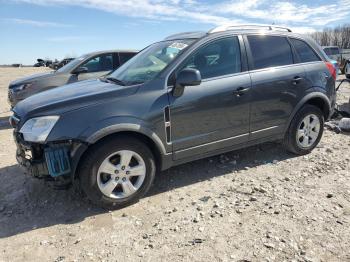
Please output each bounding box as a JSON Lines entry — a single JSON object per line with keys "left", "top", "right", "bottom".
{"left": 14, "top": 131, "right": 50, "bottom": 178}
{"left": 13, "top": 131, "right": 86, "bottom": 179}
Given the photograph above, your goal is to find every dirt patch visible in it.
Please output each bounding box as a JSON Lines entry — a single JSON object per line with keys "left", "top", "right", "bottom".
{"left": 0, "top": 68, "right": 349, "bottom": 262}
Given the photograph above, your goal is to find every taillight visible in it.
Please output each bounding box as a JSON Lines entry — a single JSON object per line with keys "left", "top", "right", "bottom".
{"left": 325, "top": 62, "right": 336, "bottom": 80}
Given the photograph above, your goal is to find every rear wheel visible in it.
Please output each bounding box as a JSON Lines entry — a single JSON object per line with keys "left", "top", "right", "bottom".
{"left": 283, "top": 105, "right": 324, "bottom": 155}
{"left": 78, "top": 136, "right": 156, "bottom": 209}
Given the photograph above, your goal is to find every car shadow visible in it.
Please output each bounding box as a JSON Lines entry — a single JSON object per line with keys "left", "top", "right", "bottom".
{"left": 0, "top": 142, "right": 297, "bottom": 239}
{"left": 0, "top": 116, "right": 11, "bottom": 130}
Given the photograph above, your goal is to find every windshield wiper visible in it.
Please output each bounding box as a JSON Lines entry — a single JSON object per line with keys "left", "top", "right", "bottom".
{"left": 101, "top": 76, "right": 126, "bottom": 86}
{"left": 128, "top": 81, "right": 144, "bottom": 85}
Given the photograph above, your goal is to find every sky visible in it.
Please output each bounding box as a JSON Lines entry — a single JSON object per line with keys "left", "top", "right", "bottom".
{"left": 0, "top": 0, "right": 350, "bottom": 65}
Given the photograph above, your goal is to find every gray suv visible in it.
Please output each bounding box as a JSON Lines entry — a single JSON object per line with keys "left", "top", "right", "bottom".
{"left": 11, "top": 25, "right": 336, "bottom": 209}
{"left": 8, "top": 50, "right": 137, "bottom": 107}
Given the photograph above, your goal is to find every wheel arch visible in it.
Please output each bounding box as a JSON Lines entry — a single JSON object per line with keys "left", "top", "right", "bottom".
{"left": 72, "top": 124, "right": 167, "bottom": 180}
{"left": 85, "top": 123, "right": 166, "bottom": 154}
{"left": 305, "top": 96, "right": 330, "bottom": 119}
{"left": 285, "top": 92, "right": 331, "bottom": 133}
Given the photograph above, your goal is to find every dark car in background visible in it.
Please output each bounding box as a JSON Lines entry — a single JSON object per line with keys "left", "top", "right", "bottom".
{"left": 346, "top": 60, "right": 350, "bottom": 78}
{"left": 50, "top": 58, "right": 75, "bottom": 70}
{"left": 11, "top": 25, "right": 336, "bottom": 209}
{"left": 8, "top": 50, "right": 137, "bottom": 107}
{"left": 34, "top": 58, "right": 52, "bottom": 67}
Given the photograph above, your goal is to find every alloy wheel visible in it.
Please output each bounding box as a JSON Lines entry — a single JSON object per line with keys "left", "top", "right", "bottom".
{"left": 97, "top": 150, "right": 146, "bottom": 199}
{"left": 296, "top": 114, "right": 321, "bottom": 148}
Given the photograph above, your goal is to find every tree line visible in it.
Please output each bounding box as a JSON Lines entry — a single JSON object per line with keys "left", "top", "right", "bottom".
{"left": 308, "top": 24, "right": 350, "bottom": 49}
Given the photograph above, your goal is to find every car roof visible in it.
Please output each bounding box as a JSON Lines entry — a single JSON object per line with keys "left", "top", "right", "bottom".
{"left": 85, "top": 49, "right": 139, "bottom": 56}
{"left": 162, "top": 27, "right": 326, "bottom": 61}
{"left": 164, "top": 31, "right": 207, "bottom": 40}
{"left": 164, "top": 28, "right": 308, "bottom": 41}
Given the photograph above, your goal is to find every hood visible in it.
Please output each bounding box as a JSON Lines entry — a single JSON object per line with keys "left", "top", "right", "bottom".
{"left": 14, "top": 79, "right": 139, "bottom": 119}
{"left": 10, "top": 71, "right": 55, "bottom": 86}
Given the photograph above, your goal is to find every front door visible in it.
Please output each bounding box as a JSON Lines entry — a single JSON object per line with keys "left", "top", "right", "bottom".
{"left": 168, "top": 36, "right": 252, "bottom": 160}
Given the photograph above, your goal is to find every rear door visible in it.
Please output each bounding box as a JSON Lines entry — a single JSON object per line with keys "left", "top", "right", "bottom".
{"left": 168, "top": 36, "right": 252, "bottom": 160}
{"left": 245, "top": 35, "right": 307, "bottom": 140}
{"left": 290, "top": 38, "right": 334, "bottom": 107}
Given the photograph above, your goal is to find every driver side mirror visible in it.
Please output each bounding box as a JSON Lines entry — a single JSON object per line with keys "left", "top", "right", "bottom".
{"left": 173, "top": 68, "right": 201, "bottom": 97}
{"left": 72, "top": 66, "right": 88, "bottom": 75}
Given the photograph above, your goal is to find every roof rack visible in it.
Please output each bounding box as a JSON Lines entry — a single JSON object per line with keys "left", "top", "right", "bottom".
{"left": 208, "top": 24, "right": 292, "bottom": 34}
{"left": 164, "top": 31, "right": 205, "bottom": 40}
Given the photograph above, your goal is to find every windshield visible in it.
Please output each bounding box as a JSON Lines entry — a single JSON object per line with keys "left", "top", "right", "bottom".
{"left": 56, "top": 54, "right": 89, "bottom": 73}
{"left": 109, "top": 39, "right": 195, "bottom": 85}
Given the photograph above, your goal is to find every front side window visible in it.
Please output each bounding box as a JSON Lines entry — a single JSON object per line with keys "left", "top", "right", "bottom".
{"left": 248, "top": 35, "right": 293, "bottom": 70}
{"left": 81, "top": 54, "right": 113, "bottom": 73}
{"left": 290, "top": 38, "right": 321, "bottom": 63}
{"left": 109, "top": 39, "right": 195, "bottom": 85}
{"left": 56, "top": 54, "right": 89, "bottom": 73}
{"left": 180, "top": 37, "right": 241, "bottom": 79}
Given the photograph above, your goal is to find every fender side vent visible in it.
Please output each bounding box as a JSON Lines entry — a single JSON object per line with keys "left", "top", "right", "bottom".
{"left": 164, "top": 106, "right": 170, "bottom": 122}
{"left": 164, "top": 106, "right": 171, "bottom": 143}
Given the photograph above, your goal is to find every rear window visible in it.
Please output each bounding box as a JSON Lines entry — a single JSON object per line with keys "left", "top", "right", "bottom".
{"left": 290, "top": 38, "right": 321, "bottom": 63}
{"left": 248, "top": 35, "right": 293, "bottom": 70}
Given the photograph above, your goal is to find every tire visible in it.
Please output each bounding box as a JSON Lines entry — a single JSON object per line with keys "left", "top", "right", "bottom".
{"left": 346, "top": 74, "right": 350, "bottom": 79}
{"left": 78, "top": 135, "right": 156, "bottom": 209}
{"left": 283, "top": 105, "right": 324, "bottom": 155}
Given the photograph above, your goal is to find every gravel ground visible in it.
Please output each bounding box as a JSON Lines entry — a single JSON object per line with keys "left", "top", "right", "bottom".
{"left": 0, "top": 68, "right": 349, "bottom": 262}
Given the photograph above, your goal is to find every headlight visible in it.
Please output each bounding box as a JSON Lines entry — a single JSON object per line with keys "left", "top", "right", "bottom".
{"left": 19, "top": 116, "right": 59, "bottom": 143}
{"left": 12, "top": 83, "right": 33, "bottom": 92}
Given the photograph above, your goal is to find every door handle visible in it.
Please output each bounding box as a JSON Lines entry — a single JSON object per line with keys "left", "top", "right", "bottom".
{"left": 233, "top": 87, "right": 250, "bottom": 96}
{"left": 292, "top": 76, "right": 303, "bottom": 85}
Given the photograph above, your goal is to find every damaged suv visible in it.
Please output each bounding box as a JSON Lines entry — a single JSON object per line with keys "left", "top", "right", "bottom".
{"left": 11, "top": 25, "right": 336, "bottom": 208}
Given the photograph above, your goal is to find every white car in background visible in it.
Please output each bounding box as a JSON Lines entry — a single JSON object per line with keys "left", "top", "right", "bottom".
{"left": 323, "top": 46, "right": 349, "bottom": 75}
{"left": 346, "top": 60, "right": 350, "bottom": 79}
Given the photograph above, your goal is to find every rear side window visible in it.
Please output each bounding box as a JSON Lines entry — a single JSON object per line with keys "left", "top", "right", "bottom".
{"left": 290, "top": 38, "right": 321, "bottom": 63}
{"left": 181, "top": 36, "right": 242, "bottom": 79}
{"left": 247, "top": 35, "right": 293, "bottom": 70}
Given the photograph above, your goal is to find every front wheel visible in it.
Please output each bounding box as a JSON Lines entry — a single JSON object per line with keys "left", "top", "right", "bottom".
{"left": 283, "top": 105, "right": 324, "bottom": 155}
{"left": 78, "top": 136, "right": 156, "bottom": 209}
